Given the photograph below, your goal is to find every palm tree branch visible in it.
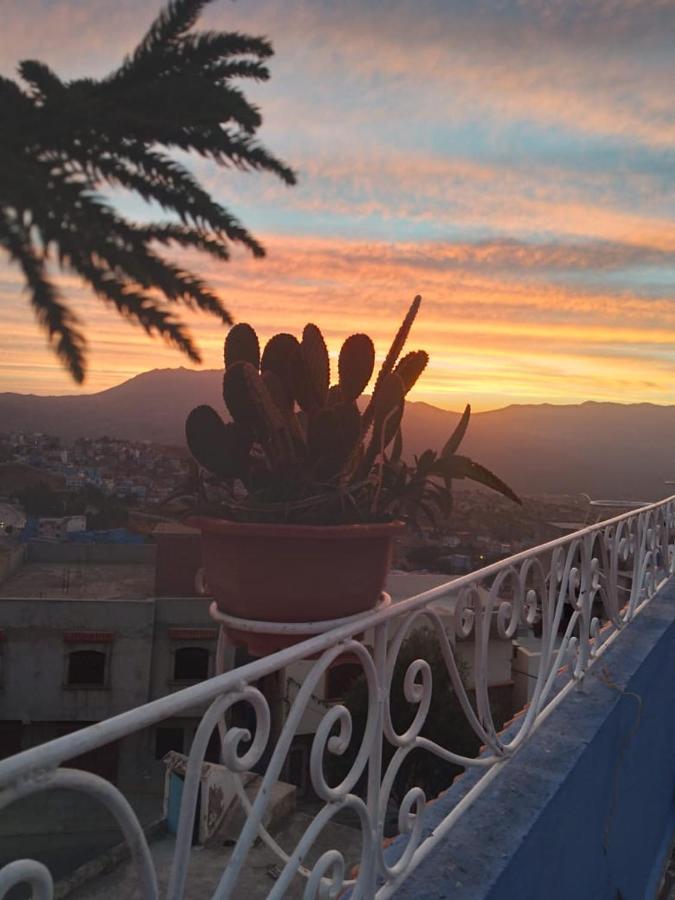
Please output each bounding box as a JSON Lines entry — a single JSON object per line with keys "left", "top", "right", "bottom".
{"left": 0, "top": 0, "right": 295, "bottom": 381}
{"left": 69, "top": 254, "right": 201, "bottom": 363}
{"left": 0, "top": 212, "right": 86, "bottom": 382}
{"left": 126, "top": 0, "right": 212, "bottom": 67}
{"left": 134, "top": 223, "right": 230, "bottom": 261}
{"left": 23, "top": 178, "right": 231, "bottom": 325}
{"left": 84, "top": 146, "right": 266, "bottom": 255}
{"left": 18, "top": 60, "right": 65, "bottom": 102}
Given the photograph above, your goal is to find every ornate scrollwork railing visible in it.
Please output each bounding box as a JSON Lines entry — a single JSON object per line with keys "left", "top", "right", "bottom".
{"left": 1, "top": 497, "right": 674, "bottom": 898}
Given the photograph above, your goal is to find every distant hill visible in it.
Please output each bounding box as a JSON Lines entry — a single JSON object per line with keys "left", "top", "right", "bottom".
{"left": 1, "top": 368, "right": 674, "bottom": 500}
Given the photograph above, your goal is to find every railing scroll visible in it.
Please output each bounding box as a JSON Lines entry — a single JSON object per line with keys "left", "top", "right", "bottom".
{"left": 1, "top": 496, "right": 674, "bottom": 898}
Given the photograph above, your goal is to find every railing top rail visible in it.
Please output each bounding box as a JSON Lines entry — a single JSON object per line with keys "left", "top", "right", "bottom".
{"left": 1, "top": 494, "right": 673, "bottom": 788}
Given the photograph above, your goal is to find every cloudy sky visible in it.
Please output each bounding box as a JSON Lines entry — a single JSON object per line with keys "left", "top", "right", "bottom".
{"left": 2, "top": 0, "right": 675, "bottom": 409}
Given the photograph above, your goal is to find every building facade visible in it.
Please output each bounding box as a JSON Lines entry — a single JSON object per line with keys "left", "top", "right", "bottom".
{"left": 0, "top": 535, "right": 514, "bottom": 809}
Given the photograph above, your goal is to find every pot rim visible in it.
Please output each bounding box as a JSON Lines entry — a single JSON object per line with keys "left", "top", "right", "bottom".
{"left": 185, "top": 516, "right": 405, "bottom": 540}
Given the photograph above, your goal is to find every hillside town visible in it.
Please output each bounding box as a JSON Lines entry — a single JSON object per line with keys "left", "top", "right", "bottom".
{"left": 0, "top": 431, "right": 189, "bottom": 504}
{"left": 0, "top": 429, "right": 598, "bottom": 575}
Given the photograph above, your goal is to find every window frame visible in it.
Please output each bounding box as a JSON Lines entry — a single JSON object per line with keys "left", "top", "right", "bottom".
{"left": 170, "top": 644, "right": 212, "bottom": 684}
{"left": 63, "top": 646, "right": 111, "bottom": 690}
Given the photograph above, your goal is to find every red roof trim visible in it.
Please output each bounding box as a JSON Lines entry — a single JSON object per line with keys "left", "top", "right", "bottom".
{"left": 63, "top": 631, "right": 114, "bottom": 644}
{"left": 168, "top": 628, "right": 218, "bottom": 641}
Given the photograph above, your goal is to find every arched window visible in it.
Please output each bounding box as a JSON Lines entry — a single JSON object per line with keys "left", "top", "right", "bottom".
{"left": 173, "top": 646, "right": 209, "bottom": 681}
{"left": 67, "top": 649, "right": 106, "bottom": 686}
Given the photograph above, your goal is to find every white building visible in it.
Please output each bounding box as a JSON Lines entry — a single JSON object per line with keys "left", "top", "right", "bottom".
{"left": 0, "top": 538, "right": 515, "bottom": 806}
{"left": 36, "top": 515, "right": 86, "bottom": 541}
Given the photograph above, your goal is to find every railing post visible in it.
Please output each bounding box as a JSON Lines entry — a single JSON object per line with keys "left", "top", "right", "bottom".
{"left": 362, "top": 620, "right": 388, "bottom": 897}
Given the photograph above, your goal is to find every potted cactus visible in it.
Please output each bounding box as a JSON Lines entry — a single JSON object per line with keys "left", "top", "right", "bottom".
{"left": 185, "top": 295, "right": 519, "bottom": 639}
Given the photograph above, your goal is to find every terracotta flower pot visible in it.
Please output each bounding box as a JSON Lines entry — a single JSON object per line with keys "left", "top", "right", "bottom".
{"left": 188, "top": 518, "right": 404, "bottom": 635}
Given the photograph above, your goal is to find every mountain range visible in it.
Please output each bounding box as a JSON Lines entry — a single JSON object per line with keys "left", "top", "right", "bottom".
{"left": 1, "top": 367, "right": 674, "bottom": 500}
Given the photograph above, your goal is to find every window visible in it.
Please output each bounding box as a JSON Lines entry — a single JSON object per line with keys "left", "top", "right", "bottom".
{"left": 173, "top": 646, "right": 209, "bottom": 682}
{"left": 168, "top": 629, "right": 216, "bottom": 685}
{"left": 155, "top": 726, "right": 184, "bottom": 760}
{"left": 62, "top": 632, "right": 113, "bottom": 689}
{"left": 67, "top": 649, "right": 106, "bottom": 687}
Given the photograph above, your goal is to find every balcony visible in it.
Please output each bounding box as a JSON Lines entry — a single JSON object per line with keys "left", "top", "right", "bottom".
{"left": 1, "top": 498, "right": 674, "bottom": 898}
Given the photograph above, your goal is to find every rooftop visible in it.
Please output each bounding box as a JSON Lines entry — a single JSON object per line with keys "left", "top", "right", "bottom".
{"left": 0, "top": 561, "right": 154, "bottom": 600}
{"left": 0, "top": 557, "right": 454, "bottom": 604}
{"left": 66, "top": 814, "right": 363, "bottom": 900}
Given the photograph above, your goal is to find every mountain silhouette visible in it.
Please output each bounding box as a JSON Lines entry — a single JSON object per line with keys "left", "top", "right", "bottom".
{"left": 1, "top": 368, "right": 674, "bottom": 500}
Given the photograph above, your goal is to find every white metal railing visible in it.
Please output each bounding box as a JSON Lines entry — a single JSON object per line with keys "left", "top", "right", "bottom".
{"left": 1, "top": 497, "right": 674, "bottom": 899}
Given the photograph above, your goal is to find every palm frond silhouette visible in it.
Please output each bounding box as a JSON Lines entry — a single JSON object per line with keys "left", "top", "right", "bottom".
{"left": 0, "top": 0, "right": 296, "bottom": 382}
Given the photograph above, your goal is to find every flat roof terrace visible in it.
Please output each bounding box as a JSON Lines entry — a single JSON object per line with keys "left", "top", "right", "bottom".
{"left": 0, "top": 562, "right": 154, "bottom": 600}
{"left": 0, "top": 568, "right": 459, "bottom": 605}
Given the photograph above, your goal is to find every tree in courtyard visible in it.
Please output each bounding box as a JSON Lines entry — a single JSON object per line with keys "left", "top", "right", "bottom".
{"left": 0, "top": 0, "right": 296, "bottom": 382}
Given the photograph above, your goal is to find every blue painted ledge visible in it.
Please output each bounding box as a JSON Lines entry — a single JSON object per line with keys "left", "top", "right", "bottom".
{"left": 390, "top": 579, "right": 675, "bottom": 900}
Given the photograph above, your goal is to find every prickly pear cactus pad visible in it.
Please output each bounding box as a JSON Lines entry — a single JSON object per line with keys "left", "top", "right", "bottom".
{"left": 184, "top": 296, "right": 521, "bottom": 525}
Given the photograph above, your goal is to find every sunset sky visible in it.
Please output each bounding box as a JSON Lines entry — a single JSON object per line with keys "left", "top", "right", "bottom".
{"left": 2, "top": 0, "right": 675, "bottom": 410}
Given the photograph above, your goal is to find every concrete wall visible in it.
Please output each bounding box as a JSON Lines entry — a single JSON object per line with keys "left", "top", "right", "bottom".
{"left": 390, "top": 578, "right": 675, "bottom": 900}
{"left": 149, "top": 596, "right": 227, "bottom": 703}
{"left": 154, "top": 530, "right": 202, "bottom": 597}
{"left": 0, "top": 551, "right": 228, "bottom": 857}
{"left": 27, "top": 542, "right": 155, "bottom": 565}
{"left": 0, "top": 592, "right": 221, "bottom": 814}
{"left": 0, "top": 541, "right": 25, "bottom": 586}
{"left": 0, "top": 598, "right": 155, "bottom": 722}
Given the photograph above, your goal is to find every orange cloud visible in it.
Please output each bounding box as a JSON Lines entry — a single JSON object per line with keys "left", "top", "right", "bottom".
{"left": 3, "top": 233, "right": 675, "bottom": 408}
{"left": 3, "top": 0, "right": 675, "bottom": 411}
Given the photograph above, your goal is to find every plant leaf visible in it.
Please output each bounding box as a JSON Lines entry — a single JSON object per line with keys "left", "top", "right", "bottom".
{"left": 224, "top": 322, "right": 260, "bottom": 370}
{"left": 442, "top": 404, "right": 471, "bottom": 457}
{"left": 393, "top": 349, "right": 428, "bottom": 394}
{"left": 302, "top": 323, "right": 330, "bottom": 405}
{"left": 185, "top": 404, "right": 251, "bottom": 478}
{"left": 261, "top": 333, "right": 300, "bottom": 407}
{"left": 432, "top": 454, "right": 521, "bottom": 504}
{"left": 363, "top": 294, "right": 421, "bottom": 426}
{"left": 338, "top": 333, "right": 375, "bottom": 402}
